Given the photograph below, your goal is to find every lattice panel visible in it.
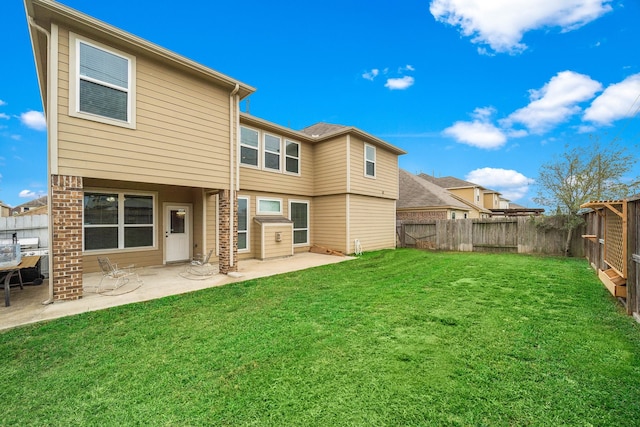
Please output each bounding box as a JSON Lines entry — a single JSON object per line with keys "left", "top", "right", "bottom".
{"left": 605, "top": 208, "right": 624, "bottom": 274}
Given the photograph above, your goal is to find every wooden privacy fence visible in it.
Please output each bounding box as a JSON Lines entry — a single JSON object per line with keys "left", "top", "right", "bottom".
{"left": 397, "top": 217, "right": 585, "bottom": 257}
{"left": 582, "top": 196, "right": 640, "bottom": 320}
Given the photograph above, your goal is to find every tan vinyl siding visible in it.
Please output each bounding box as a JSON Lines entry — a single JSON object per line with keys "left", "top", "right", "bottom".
{"left": 240, "top": 140, "right": 314, "bottom": 196}
{"left": 206, "top": 194, "right": 218, "bottom": 258}
{"left": 258, "top": 223, "right": 294, "bottom": 259}
{"left": 236, "top": 191, "right": 312, "bottom": 259}
{"left": 313, "top": 194, "right": 347, "bottom": 253}
{"left": 314, "top": 137, "right": 348, "bottom": 195}
{"left": 450, "top": 188, "right": 475, "bottom": 205}
{"left": 81, "top": 179, "right": 207, "bottom": 272}
{"left": 57, "top": 27, "right": 232, "bottom": 189}
{"left": 349, "top": 137, "right": 399, "bottom": 199}
{"left": 349, "top": 195, "right": 396, "bottom": 252}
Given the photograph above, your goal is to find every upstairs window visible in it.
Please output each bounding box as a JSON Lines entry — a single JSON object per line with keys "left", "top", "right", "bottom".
{"left": 240, "top": 126, "right": 259, "bottom": 167}
{"left": 365, "top": 144, "right": 376, "bottom": 178}
{"left": 285, "top": 140, "right": 300, "bottom": 174}
{"left": 70, "top": 33, "right": 136, "bottom": 128}
{"left": 264, "top": 134, "right": 281, "bottom": 171}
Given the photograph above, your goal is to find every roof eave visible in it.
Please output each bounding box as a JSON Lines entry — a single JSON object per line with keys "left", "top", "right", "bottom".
{"left": 26, "top": 0, "right": 255, "bottom": 99}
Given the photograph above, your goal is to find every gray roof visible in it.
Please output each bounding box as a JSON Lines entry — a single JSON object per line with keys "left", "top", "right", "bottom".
{"left": 299, "top": 122, "right": 348, "bottom": 137}
{"left": 398, "top": 170, "right": 470, "bottom": 210}
{"left": 418, "top": 174, "right": 484, "bottom": 190}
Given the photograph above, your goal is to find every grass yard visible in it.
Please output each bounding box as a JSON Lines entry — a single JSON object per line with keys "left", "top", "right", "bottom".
{"left": 2, "top": 249, "right": 640, "bottom": 426}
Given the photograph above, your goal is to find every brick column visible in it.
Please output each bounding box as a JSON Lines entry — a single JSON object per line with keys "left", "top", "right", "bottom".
{"left": 219, "top": 189, "right": 238, "bottom": 274}
{"left": 51, "top": 175, "right": 84, "bottom": 300}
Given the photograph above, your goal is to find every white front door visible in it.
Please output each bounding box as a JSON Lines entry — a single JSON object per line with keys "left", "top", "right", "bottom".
{"left": 165, "top": 204, "right": 191, "bottom": 263}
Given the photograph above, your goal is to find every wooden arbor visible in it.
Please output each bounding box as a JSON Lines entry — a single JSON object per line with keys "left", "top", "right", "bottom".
{"left": 581, "top": 200, "right": 627, "bottom": 298}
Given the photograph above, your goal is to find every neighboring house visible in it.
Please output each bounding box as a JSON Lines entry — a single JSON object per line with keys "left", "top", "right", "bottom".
{"left": 24, "top": 0, "right": 404, "bottom": 301}
{"left": 0, "top": 201, "right": 10, "bottom": 217}
{"left": 10, "top": 196, "right": 47, "bottom": 216}
{"left": 397, "top": 170, "right": 471, "bottom": 221}
{"left": 482, "top": 190, "right": 502, "bottom": 210}
{"left": 418, "top": 174, "right": 493, "bottom": 218}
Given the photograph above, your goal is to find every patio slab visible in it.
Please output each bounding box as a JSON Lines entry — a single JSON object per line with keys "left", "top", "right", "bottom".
{"left": 0, "top": 252, "right": 354, "bottom": 331}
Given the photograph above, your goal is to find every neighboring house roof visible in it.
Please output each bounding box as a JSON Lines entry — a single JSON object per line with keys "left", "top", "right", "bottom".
{"left": 398, "top": 169, "right": 470, "bottom": 211}
{"left": 10, "top": 196, "right": 48, "bottom": 215}
{"left": 26, "top": 0, "right": 256, "bottom": 109}
{"left": 418, "top": 174, "right": 485, "bottom": 190}
{"left": 241, "top": 114, "right": 407, "bottom": 156}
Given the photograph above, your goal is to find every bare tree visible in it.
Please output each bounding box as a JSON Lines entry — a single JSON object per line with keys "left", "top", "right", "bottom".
{"left": 534, "top": 139, "right": 639, "bottom": 256}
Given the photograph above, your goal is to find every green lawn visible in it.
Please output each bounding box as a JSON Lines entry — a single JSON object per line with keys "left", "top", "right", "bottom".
{"left": 2, "top": 249, "right": 640, "bottom": 426}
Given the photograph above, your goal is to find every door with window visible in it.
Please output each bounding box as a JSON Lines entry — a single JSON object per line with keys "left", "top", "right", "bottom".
{"left": 165, "top": 204, "right": 191, "bottom": 262}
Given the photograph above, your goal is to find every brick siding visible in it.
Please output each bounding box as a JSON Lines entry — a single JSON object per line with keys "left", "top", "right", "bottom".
{"left": 51, "top": 174, "right": 83, "bottom": 300}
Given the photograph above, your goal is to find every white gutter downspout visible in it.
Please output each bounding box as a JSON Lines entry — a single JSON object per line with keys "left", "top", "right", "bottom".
{"left": 28, "top": 17, "right": 55, "bottom": 305}
{"left": 229, "top": 84, "right": 239, "bottom": 269}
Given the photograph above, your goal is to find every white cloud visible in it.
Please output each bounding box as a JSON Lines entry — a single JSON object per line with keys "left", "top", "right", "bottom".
{"left": 443, "top": 107, "right": 507, "bottom": 149}
{"left": 430, "top": 0, "right": 613, "bottom": 54}
{"left": 443, "top": 121, "right": 506, "bottom": 149}
{"left": 583, "top": 73, "right": 640, "bottom": 125}
{"left": 466, "top": 167, "right": 535, "bottom": 200}
{"left": 362, "top": 69, "right": 380, "bottom": 81}
{"left": 20, "top": 110, "right": 46, "bottom": 131}
{"left": 19, "top": 190, "right": 38, "bottom": 198}
{"left": 0, "top": 99, "right": 6, "bottom": 106}
{"left": 504, "top": 71, "right": 602, "bottom": 133}
{"left": 0, "top": 113, "right": 9, "bottom": 120}
{"left": 385, "top": 76, "right": 415, "bottom": 90}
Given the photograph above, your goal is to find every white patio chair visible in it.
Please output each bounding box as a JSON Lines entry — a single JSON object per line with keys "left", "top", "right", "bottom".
{"left": 184, "top": 249, "right": 216, "bottom": 277}
{"left": 97, "top": 257, "right": 143, "bottom": 295}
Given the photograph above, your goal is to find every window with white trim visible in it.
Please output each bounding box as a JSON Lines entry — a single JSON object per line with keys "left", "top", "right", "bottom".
{"left": 257, "top": 198, "right": 282, "bottom": 215}
{"left": 264, "top": 133, "right": 281, "bottom": 171}
{"left": 240, "top": 126, "right": 259, "bottom": 167}
{"left": 83, "top": 192, "right": 155, "bottom": 251}
{"left": 70, "top": 33, "right": 135, "bottom": 127}
{"left": 365, "top": 144, "right": 376, "bottom": 178}
{"left": 285, "top": 140, "right": 300, "bottom": 174}
{"left": 237, "top": 197, "right": 249, "bottom": 251}
{"left": 289, "top": 201, "right": 309, "bottom": 245}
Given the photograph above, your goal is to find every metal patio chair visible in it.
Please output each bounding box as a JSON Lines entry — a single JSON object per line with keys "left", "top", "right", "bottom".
{"left": 184, "top": 249, "right": 216, "bottom": 277}
{"left": 96, "top": 257, "right": 143, "bottom": 295}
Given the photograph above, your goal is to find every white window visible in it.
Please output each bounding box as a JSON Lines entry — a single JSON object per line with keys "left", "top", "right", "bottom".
{"left": 365, "top": 144, "right": 376, "bottom": 178}
{"left": 70, "top": 33, "right": 136, "bottom": 128}
{"left": 240, "top": 126, "right": 259, "bottom": 167}
{"left": 289, "top": 201, "right": 309, "bottom": 245}
{"left": 257, "top": 197, "right": 282, "bottom": 215}
{"left": 263, "top": 133, "right": 281, "bottom": 171}
{"left": 237, "top": 197, "right": 249, "bottom": 251}
{"left": 285, "top": 140, "right": 300, "bottom": 174}
{"left": 83, "top": 191, "right": 155, "bottom": 251}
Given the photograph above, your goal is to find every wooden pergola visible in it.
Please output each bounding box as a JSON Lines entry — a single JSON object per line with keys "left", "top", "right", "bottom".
{"left": 581, "top": 199, "right": 627, "bottom": 297}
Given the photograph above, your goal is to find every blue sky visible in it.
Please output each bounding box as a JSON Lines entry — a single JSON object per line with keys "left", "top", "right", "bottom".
{"left": 1, "top": 0, "right": 639, "bottom": 208}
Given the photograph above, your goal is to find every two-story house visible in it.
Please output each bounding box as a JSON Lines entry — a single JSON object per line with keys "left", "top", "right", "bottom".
{"left": 418, "top": 174, "right": 493, "bottom": 218}
{"left": 24, "top": 0, "right": 404, "bottom": 301}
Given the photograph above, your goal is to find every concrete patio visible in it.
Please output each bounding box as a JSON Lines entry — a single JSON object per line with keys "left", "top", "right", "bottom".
{"left": 1, "top": 252, "right": 354, "bottom": 331}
